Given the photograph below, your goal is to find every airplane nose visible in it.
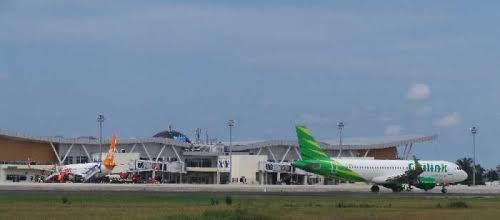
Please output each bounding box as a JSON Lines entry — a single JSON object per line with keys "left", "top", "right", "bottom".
{"left": 459, "top": 170, "right": 468, "bottom": 182}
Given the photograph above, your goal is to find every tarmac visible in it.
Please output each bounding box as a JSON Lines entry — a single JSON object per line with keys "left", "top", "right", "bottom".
{"left": 1, "top": 183, "right": 500, "bottom": 196}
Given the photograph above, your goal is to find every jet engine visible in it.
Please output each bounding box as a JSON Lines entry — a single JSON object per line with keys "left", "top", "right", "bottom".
{"left": 415, "top": 176, "right": 437, "bottom": 191}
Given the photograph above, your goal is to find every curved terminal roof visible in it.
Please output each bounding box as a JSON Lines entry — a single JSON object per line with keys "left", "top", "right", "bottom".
{"left": 0, "top": 129, "right": 192, "bottom": 147}
{"left": 1, "top": 129, "right": 436, "bottom": 151}
{"left": 230, "top": 134, "right": 437, "bottom": 151}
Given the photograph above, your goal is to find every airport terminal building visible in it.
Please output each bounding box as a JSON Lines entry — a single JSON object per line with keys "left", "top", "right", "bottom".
{"left": 0, "top": 128, "right": 436, "bottom": 185}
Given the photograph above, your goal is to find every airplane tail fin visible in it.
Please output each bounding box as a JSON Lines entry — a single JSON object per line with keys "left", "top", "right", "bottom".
{"left": 295, "top": 125, "right": 330, "bottom": 161}
{"left": 102, "top": 133, "right": 117, "bottom": 170}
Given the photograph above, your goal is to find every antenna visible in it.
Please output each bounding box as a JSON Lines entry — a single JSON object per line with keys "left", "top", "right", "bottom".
{"left": 195, "top": 128, "right": 202, "bottom": 144}
{"left": 205, "top": 130, "right": 209, "bottom": 145}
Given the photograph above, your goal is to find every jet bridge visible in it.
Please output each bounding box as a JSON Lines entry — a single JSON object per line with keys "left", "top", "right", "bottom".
{"left": 128, "top": 160, "right": 185, "bottom": 173}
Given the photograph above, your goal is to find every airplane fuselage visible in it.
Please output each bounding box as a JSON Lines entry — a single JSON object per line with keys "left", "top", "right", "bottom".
{"left": 292, "top": 158, "right": 467, "bottom": 185}
{"left": 337, "top": 159, "right": 466, "bottom": 184}
{"left": 292, "top": 125, "right": 468, "bottom": 193}
{"left": 60, "top": 162, "right": 113, "bottom": 180}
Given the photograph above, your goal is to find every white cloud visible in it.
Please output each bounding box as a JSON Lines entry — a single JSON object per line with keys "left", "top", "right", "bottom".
{"left": 407, "top": 83, "right": 431, "bottom": 101}
{"left": 385, "top": 125, "right": 403, "bottom": 136}
{"left": 297, "top": 113, "right": 330, "bottom": 125}
{"left": 435, "top": 112, "right": 461, "bottom": 128}
{"left": 416, "top": 105, "right": 432, "bottom": 117}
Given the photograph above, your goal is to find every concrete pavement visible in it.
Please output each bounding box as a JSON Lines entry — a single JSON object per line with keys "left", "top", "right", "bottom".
{"left": 0, "top": 183, "right": 499, "bottom": 196}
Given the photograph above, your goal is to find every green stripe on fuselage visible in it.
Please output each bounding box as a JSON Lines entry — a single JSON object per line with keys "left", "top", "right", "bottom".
{"left": 330, "top": 160, "right": 366, "bottom": 182}
{"left": 291, "top": 159, "right": 365, "bottom": 182}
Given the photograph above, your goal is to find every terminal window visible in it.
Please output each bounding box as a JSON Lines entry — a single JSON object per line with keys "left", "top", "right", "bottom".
{"left": 186, "top": 158, "right": 212, "bottom": 168}
{"left": 6, "top": 175, "right": 27, "bottom": 182}
{"left": 76, "top": 156, "right": 88, "bottom": 164}
{"left": 63, "top": 156, "right": 73, "bottom": 165}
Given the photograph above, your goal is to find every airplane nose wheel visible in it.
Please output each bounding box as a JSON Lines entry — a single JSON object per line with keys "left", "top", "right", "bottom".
{"left": 371, "top": 185, "right": 380, "bottom": 193}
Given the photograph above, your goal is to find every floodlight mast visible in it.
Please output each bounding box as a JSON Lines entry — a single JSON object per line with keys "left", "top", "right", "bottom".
{"left": 471, "top": 126, "right": 477, "bottom": 186}
{"left": 228, "top": 119, "right": 235, "bottom": 183}
{"left": 338, "top": 122, "right": 344, "bottom": 158}
{"left": 97, "top": 114, "right": 105, "bottom": 159}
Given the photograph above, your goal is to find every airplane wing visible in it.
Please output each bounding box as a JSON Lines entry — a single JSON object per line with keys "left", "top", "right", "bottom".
{"left": 372, "top": 156, "right": 424, "bottom": 185}
{"left": 61, "top": 164, "right": 100, "bottom": 178}
{"left": 76, "top": 164, "right": 101, "bottom": 177}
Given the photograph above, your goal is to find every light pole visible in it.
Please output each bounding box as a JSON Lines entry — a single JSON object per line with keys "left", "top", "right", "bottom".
{"left": 97, "top": 114, "right": 105, "bottom": 157}
{"left": 337, "top": 122, "right": 344, "bottom": 158}
{"left": 471, "top": 126, "right": 477, "bottom": 186}
{"left": 228, "top": 119, "right": 235, "bottom": 183}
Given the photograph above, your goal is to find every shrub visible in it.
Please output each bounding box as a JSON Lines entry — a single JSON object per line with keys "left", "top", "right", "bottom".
{"left": 225, "top": 196, "right": 233, "bottom": 206}
{"left": 448, "top": 201, "right": 468, "bottom": 208}
{"left": 61, "top": 197, "right": 70, "bottom": 204}
{"left": 210, "top": 197, "right": 219, "bottom": 206}
{"left": 336, "top": 202, "right": 374, "bottom": 208}
{"left": 203, "top": 208, "right": 270, "bottom": 220}
{"left": 436, "top": 201, "right": 468, "bottom": 209}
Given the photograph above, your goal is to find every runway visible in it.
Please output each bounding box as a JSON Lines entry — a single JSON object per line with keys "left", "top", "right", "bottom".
{"left": 1, "top": 183, "right": 500, "bottom": 197}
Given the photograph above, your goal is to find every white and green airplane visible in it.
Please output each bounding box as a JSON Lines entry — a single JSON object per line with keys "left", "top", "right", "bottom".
{"left": 291, "top": 125, "right": 468, "bottom": 193}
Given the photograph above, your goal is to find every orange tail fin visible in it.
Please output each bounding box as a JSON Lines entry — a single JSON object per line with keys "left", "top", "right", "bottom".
{"left": 103, "top": 133, "right": 117, "bottom": 170}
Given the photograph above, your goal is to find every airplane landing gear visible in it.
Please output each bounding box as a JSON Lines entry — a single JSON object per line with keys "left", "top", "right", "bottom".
{"left": 405, "top": 185, "right": 413, "bottom": 192}
{"left": 392, "top": 185, "right": 403, "bottom": 193}
{"left": 441, "top": 187, "right": 447, "bottom": 194}
{"left": 441, "top": 184, "right": 448, "bottom": 194}
{"left": 371, "top": 185, "right": 380, "bottom": 193}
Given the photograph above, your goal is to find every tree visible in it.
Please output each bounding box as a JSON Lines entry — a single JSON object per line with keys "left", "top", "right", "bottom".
{"left": 485, "top": 169, "right": 499, "bottom": 182}
{"left": 456, "top": 157, "right": 472, "bottom": 184}
{"left": 456, "top": 157, "right": 485, "bottom": 185}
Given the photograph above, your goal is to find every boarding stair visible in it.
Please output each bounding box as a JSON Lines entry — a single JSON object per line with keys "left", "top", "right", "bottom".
{"left": 83, "top": 164, "right": 101, "bottom": 182}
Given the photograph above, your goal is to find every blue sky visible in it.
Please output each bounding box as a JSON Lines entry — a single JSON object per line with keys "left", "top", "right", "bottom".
{"left": 1, "top": 1, "right": 500, "bottom": 168}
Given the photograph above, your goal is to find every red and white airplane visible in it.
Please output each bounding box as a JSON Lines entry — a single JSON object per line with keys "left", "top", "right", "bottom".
{"left": 48, "top": 134, "right": 118, "bottom": 183}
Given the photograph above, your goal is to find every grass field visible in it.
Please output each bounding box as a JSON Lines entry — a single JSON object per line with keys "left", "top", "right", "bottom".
{"left": 0, "top": 192, "right": 499, "bottom": 220}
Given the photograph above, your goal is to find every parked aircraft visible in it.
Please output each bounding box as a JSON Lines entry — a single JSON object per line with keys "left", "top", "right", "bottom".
{"left": 48, "top": 134, "right": 117, "bottom": 183}
{"left": 291, "top": 126, "right": 468, "bottom": 193}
